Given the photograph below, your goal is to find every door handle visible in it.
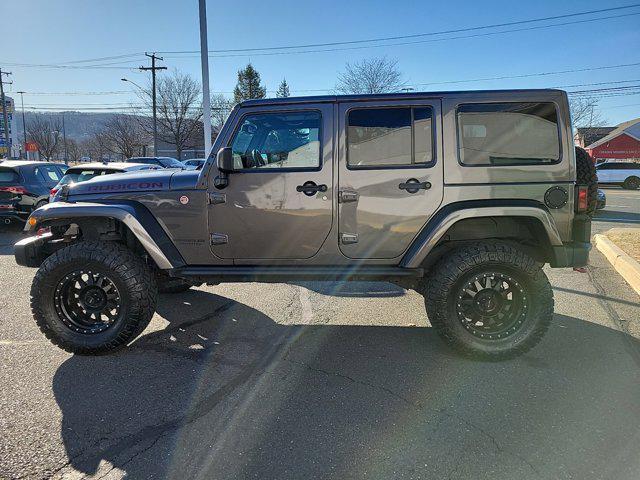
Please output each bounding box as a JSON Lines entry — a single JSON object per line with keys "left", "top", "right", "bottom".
{"left": 296, "top": 181, "right": 328, "bottom": 197}
{"left": 399, "top": 178, "right": 431, "bottom": 194}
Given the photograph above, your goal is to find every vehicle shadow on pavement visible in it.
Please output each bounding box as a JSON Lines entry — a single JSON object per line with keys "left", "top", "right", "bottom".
{"left": 52, "top": 290, "right": 640, "bottom": 480}
{"left": 0, "top": 223, "right": 24, "bottom": 255}
{"left": 294, "top": 280, "right": 406, "bottom": 297}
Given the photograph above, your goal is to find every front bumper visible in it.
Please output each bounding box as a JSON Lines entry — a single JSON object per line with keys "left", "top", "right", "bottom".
{"left": 14, "top": 232, "right": 53, "bottom": 267}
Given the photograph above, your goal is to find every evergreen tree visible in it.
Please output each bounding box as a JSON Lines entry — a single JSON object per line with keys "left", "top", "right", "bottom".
{"left": 233, "top": 64, "right": 266, "bottom": 103}
{"left": 276, "top": 78, "right": 290, "bottom": 98}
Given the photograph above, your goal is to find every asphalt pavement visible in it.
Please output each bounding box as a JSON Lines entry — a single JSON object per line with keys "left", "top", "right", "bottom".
{"left": 0, "top": 189, "right": 639, "bottom": 480}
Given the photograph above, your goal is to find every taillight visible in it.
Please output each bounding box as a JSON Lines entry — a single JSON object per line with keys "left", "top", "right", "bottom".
{"left": 577, "top": 186, "right": 588, "bottom": 212}
{"left": 0, "top": 186, "right": 28, "bottom": 195}
{"left": 50, "top": 188, "right": 58, "bottom": 196}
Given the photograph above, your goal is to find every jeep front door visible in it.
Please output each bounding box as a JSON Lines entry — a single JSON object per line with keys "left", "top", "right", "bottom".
{"left": 208, "top": 105, "right": 333, "bottom": 260}
{"left": 337, "top": 100, "right": 443, "bottom": 259}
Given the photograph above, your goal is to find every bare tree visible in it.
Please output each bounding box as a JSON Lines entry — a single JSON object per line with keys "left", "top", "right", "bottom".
{"left": 81, "top": 136, "right": 108, "bottom": 162}
{"left": 210, "top": 94, "right": 234, "bottom": 132}
{"left": 569, "top": 96, "right": 606, "bottom": 130}
{"left": 27, "top": 116, "right": 62, "bottom": 160}
{"left": 99, "top": 114, "right": 147, "bottom": 159}
{"left": 336, "top": 57, "right": 405, "bottom": 94}
{"left": 65, "top": 139, "right": 82, "bottom": 163}
{"left": 139, "top": 70, "right": 203, "bottom": 159}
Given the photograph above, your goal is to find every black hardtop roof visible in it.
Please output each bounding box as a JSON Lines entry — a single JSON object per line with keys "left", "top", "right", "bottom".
{"left": 238, "top": 89, "right": 566, "bottom": 108}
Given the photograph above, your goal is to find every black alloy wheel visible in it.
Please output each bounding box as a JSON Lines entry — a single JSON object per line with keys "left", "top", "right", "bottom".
{"left": 54, "top": 269, "right": 122, "bottom": 334}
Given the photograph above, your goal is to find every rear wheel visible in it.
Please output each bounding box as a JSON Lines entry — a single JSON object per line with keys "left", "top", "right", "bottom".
{"left": 623, "top": 176, "right": 640, "bottom": 190}
{"left": 31, "top": 241, "right": 157, "bottom": 354}
{"left": 423, "top": 242, "right": 553, "bottom": 360}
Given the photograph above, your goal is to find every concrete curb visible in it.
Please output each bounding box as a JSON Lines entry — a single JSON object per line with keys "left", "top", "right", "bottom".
{"left": 594, "top": 234, "right": 640, "bottom": 297}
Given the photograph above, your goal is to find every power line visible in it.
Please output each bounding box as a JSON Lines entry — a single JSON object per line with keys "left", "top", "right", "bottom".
{"left": 160, "top": 3, "right": 640, "bottom": 54}
{"left": 410, "top": 62, "right": 640, "bottom": 87}
{"left": 24, "top": 90, "right": 130, "bottom": 96}
{"left": 0, "top": 61, "right": 139, "bottom": 70}
{"left": 4, "top": 6, "right": 640, "bottom": 70}
{"left": 158, "top": 13, "right": 640, "bottom": 59}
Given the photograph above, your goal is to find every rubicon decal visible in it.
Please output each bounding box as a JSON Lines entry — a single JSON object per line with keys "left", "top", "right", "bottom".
{"left": 85, "top": 182, "right": 164, "bottom": 192}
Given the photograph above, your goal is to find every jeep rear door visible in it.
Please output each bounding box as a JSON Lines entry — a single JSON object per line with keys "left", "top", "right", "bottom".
{"left": 337, "top": 99, "right": 444, "bottom": 259}
{"left": 208, "top": 103, "right": 334, "bottom": 260}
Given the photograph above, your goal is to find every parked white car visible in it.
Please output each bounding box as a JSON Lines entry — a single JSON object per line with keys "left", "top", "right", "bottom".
{"left": 49, "top": 162, "right": 156, "bottom": 201}
{"left": 595, "top": 162, "right": 640, "bottom": 190}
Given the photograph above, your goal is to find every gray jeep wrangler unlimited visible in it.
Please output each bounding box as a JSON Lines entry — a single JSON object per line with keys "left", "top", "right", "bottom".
{"left": 15, "top": 90, "right": 596, "bottom": 359}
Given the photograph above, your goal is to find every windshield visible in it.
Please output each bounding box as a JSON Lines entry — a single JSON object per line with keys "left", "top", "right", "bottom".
{"left": 159, "top": 158, "right": 185, "bottom": 168}
{"left": 58, "top": 169, "right": 117, "bottom": 185}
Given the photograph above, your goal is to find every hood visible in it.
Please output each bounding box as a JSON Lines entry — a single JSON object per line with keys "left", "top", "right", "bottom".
{"left": 65, "top": 169, "right": 199, "bottom": 198}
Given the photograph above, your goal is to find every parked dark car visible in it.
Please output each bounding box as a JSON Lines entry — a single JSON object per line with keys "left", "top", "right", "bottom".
{"left": 49, "top": 162, "right": 156, "bottom": 201}
{"left": 0, "top": 161, "right": 67, "bottom": 224}
{"left": 125, "top": 157, "right": 185, "bottom": 168}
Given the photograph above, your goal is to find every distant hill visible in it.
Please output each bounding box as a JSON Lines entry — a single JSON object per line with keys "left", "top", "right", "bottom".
{"left": 15, "top": 111, "right": 142, "bottom": 142}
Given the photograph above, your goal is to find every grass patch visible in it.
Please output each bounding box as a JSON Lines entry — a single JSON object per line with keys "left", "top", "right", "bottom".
{"left": 606, "top": 228, "right": 640, "bottom": 262}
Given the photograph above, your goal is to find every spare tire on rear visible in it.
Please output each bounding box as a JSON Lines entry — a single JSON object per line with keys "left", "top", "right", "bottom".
{"left": 575, "top": 146, "right": 598, "bottom": 216}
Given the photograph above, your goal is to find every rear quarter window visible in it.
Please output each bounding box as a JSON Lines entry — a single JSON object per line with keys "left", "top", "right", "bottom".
{"left": 0, "top": 168, "right": 19, "bottom": 183}
{"left": 457, "top": 102, "right": 561, "bottom": 166}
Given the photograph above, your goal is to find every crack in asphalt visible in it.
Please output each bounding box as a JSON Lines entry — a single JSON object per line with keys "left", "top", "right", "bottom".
{"left": 281, "top": 356, "right": 422, "bottom": 408}
{"left": 92, "top": 431, "right": 167, "bottom": 480}
{"left": 279, "top": 347, "right": 541, "bottom": 479}
{"left": 586, "top": 264, "right": 640, "bottom": 367}
{"left": 56, "top": 327, "right": 299, "bottom": 478}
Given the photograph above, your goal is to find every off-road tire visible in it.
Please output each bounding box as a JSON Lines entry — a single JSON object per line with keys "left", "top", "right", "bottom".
{"left": 31, "top": 241, "right": 157, "bottom": 355}
{"left": 622, "top": 176, "right": 640, "bottom": 190}
{"left": 157, "top": 273, "right": 194, "bottom": 294}
{"left": 575, "top": 146, "right": 598, "bottom": 215}
{"left": 423, "top": 242, "right": 554, "bottom": 360}
{"left": 34, "top": 199, "right": 48, "bottom": 210}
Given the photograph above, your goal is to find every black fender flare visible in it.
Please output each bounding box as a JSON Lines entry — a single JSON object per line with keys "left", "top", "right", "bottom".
{"left": 22, "top": 201, "right": 184, "bottom": 269}
{"left": 400, "top": 200, "right": 564, "bottom": 268}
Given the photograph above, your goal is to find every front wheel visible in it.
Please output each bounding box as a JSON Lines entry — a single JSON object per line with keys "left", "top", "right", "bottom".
{"left": 31, "top": 241, "right": 158, "bottom": 355}
{"left": 422, "top": 242, "right": 553, "bottom": 360}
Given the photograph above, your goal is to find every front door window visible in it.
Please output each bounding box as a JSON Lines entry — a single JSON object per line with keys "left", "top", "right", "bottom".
{"left": 231, "top": 111, "right": 321, "bottom": 170}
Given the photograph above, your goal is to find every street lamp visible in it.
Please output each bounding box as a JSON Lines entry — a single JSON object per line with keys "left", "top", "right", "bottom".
{"left": 121, "top": 77, "right": 143, "bottom": 91}
{"left": 16, "top": 91, "right": 27, "bottom": 159}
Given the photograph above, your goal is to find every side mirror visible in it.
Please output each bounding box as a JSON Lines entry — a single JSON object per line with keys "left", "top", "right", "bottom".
{"left": 216, "top": 147, "right": 235, "bottom": 173}
{"left": 214, "top": 147, "right": 234, "bottom": 189}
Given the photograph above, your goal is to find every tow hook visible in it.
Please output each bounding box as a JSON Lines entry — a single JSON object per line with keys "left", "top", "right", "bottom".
{"left": 573, "top": 267, "right": 588, "bottom": 273}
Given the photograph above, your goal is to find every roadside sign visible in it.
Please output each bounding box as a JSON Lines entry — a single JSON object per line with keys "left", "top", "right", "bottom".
{"left": 25, "top": 142, "right": 38, "bottom": 152}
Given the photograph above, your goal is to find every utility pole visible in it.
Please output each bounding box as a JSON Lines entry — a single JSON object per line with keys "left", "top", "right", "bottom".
{"left": 17, "top": 91, "right": 26, "bottom": 159}
{"left": 199, "top": 0, "right": 212, "bottom": 158}
{"left": 140, "top": 53, "right": 166, "bottom": 157}
{"left": 0, "top": 69, "right": 12, "bottom": 158}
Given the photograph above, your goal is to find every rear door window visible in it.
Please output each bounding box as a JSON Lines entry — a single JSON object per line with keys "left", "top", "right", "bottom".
{"left": 346, "top": 107, "right": 434, "bottom": 168}
{"left": 35, "top": 165, "right": 64, "bottom": 184}
{"left": 457, "top": 102, "right": 560, "bottom": 166}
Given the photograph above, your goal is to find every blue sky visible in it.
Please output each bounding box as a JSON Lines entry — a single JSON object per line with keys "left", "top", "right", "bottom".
{"left": 3, "top": 0, "right": 640, "bottom": 124}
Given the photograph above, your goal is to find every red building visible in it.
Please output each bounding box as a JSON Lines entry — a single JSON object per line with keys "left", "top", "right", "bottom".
{"left": 586, "top": 117, "right": 640, "bottom": 162}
